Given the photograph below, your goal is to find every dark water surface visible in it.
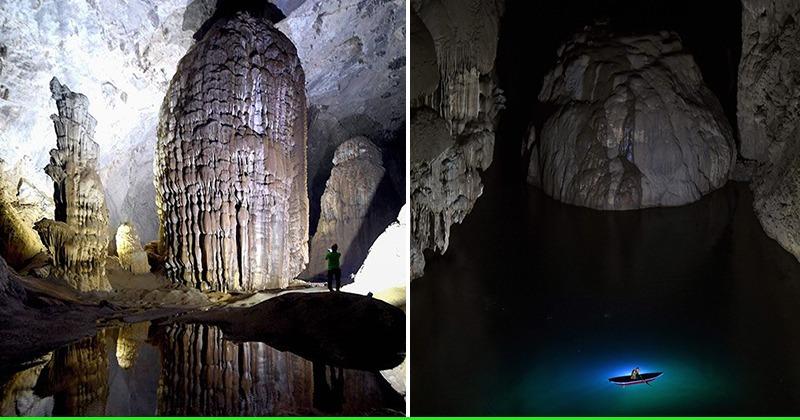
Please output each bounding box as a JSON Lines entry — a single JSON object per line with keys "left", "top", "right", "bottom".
{"left": 411, "top": 175, "right": 800, "bottom": 415}
{"left": 0, "top": 322, "right": 404, "bottom": 416}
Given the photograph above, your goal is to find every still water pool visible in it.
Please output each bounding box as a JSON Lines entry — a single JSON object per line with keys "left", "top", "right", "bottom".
{"left": 0, "top": 322, "right": 404, "bottom": 416}
{"left": 412, "top": 178, "right": 800, "bottom": 415}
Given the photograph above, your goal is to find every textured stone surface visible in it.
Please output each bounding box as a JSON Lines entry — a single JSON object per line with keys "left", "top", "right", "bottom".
{"left": 410, "top": 0, "right": 505, "bottom": 279}
{"left": 114, "top": 223, "right": 150, "bottom": 274}
{"left": 738, "top": 0, "right": 800, "bottom": 266}
{"left": 35, "top": 78, "right": 110, "bottom": 292}
{"left": 0, "top": 0, "right": 216, "bottom": 245}
{"left": 155, "top": 12, "right": 309, "bottom": 292}
{"left": 530, "top": 29, "right": 736, "bottom": 210}
{"left": 738, "top": 0, "right": 800, "bottom": 164}
{"left": 0, "top": 172, "right": 45, "bottom": 269}
{"left": 306, "top": 137, "right": 394, "bottom": 280}
{"left": 277, "top": 0, "right": 406, "bottom": 228}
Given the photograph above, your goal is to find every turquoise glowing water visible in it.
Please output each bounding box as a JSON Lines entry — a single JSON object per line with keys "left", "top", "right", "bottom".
{"left": 412, "top": 181, "right": 800, "bottom": 415}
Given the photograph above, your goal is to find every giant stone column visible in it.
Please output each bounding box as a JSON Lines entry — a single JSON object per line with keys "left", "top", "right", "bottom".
{"left": 155, "top": 11, "right": 309, "bottom": 292}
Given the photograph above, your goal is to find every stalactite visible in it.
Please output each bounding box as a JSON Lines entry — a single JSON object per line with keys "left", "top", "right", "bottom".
{"left": 155, "top": 12, "right": 308, "bottom": 292}
{"left": 34, "top": 78, "right": 110, "bottom": 291}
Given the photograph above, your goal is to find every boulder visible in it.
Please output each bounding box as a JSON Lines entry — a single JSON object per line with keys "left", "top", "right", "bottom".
{"left": 530, "top": 28, "right": 736, "bottom": 210}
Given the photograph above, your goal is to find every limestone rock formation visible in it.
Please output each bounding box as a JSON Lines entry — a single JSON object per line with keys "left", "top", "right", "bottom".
{"left": 530, "top": 29, "right": 736, "bottom": 210}
{"left": 114, "top": 223, "right": 150, "bottom": 274}
{"left": 0, "top": 173, "right": 44, "bottom": 269}
{"left": 410, "top": 0, "right": 505, "bottom": 279}
{"left": 35, "top": 78, "right": 110, "bottom": 292}
{"left": 155, "top": 12, "right": 309, "bottom": 292}
{"left": 0, "top": 1, "right": 216, "bottom": 245}
{"left": 738, "top": 0, "right": 800, "bottom": 164}
{"left": 306, "top": 137, "right": 394, "bottom": 280}
{"left": 277, "top": 0, "right": 406, "bottom": 227}
{"left": 738, "top": 1, "right": 800, "bottom": 264}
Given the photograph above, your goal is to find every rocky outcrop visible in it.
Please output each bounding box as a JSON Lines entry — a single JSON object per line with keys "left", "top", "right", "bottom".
{"left": 155, "top": 12, "right": 309, "bottom": 292}
{"left": 529, "top": 29, "right": 736, "bottom": 210}
{"left": 410, "top": 0, "right": 505, "bottom": 279}
{"left": 306, "top": 137, "right": 394, "bottom": 280}
{"left": 740, "top": 1, "right": 800, "bottom": 263}
{"left": 0, "top": 174, "right": 44, "bottom": 269}
{"left": 35, "top": 78, "right": 110, "bottom": 292}
{"left": 114, "top": 223, "right": 149, "bottom": 274}
{"left": 179, "top": 292, "right": 406, "bottom": 371}
{"left": 277, "top": 0, "right": 406, "bottom": 229}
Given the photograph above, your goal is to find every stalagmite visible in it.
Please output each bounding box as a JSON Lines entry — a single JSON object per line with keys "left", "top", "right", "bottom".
{"left": 114, "top": 223, "right": 149, "bottom": 274}
{"left": 34, "top": 78, "right": 110, "bottom": 292}
{"left": 307, "top": 137, "right": 393, "bottom": 280}
{"left": 155, "top": 12, "right": 309, "bottom": 292}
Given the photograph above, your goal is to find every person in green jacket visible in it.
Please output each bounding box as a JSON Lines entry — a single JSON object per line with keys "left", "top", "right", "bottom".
{"left": 325, "top": 244, "right": 342, "bottom": 292}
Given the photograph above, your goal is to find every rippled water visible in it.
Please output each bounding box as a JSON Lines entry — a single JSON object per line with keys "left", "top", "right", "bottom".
{"left": 412, "top": 177, "right": 800, "bottom": 415}
{"left": 0, "top": 322, "right": 404, "bottom": 416}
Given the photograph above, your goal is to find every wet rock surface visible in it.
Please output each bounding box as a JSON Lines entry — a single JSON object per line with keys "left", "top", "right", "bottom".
{"left": 410, "top": 0, "right": 505, "bottom": 279}
{"left": 177, "top": 291, "right": 406, "bottom": 371}
{"left": 155, "top": 11, "right": 309, "bottom": 292}
{"left": 530, "top": 28, "right": 736, "bottom": 210}
{"left": 35, "top": 78, "right": 111, "bottom": 292}
{"left": 306, "top": 138, "right": 395, "bottom": 280}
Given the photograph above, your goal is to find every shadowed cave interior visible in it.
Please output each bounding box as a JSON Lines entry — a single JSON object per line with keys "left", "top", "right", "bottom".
{"left": 411, "top": 0, "right": 800, "bottom": 415}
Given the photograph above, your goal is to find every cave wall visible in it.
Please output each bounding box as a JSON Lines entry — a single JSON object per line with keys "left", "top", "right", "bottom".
{"left": 739, "top": 0, "right": 800, "bottom": 263}
{"left": 409, "top": 0, "right": 505, "bottom": 278}
{"left": 156, "top": 11, "right": 308, "bottom": 292}
{"left": 0, "top": 0, "right": 217, "bottom": 245}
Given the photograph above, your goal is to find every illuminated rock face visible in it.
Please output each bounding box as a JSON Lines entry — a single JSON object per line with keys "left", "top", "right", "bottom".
{"left": 410, "top": 0, "right": 505, "bottom": 278}
{"left": 307, "top": 138, "right": 394, "bottom": 280}
{"left": 35, "top": 78, "right": 110, "bottom": 292}
{"left": 530, "top": 29, "right": 735, "bottom": 210}
{"left": 156, "top": 12, "right": 309, "bottom": 291}
{"left": 114, "top": 223, "right": 149, "bottom": 274}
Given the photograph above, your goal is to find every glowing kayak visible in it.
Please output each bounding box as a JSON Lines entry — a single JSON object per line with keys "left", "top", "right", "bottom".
{"left": 608, "top": 372, "right": 663, "bottom": 386}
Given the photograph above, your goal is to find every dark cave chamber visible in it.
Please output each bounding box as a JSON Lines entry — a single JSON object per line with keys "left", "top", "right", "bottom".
{"left": 410, "top": 0, "right": 800, "bottom": 415}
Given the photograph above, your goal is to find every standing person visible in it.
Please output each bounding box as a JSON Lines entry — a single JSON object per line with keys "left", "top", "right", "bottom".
{"left": 325, "top": 244, "right": 342, "bottom": 292}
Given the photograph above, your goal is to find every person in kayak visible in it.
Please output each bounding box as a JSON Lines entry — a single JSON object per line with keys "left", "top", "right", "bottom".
{"left": 631, "top": 367, "right": 641, "bottom": 380}
{"left": 325, "top": 244, "right": 342, "bottom": 292}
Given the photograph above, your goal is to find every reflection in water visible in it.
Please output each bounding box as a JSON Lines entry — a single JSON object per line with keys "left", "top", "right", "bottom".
{"left": 0, "top": 322, "right": 404, "bottom": 416}
{"left": 46, "top": 331, "right": 109, "bottom": 415}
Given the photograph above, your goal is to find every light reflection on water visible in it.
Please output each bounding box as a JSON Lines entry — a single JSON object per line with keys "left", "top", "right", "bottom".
{"left": 0, "top": 322, "right": 404, "bottom": 416}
